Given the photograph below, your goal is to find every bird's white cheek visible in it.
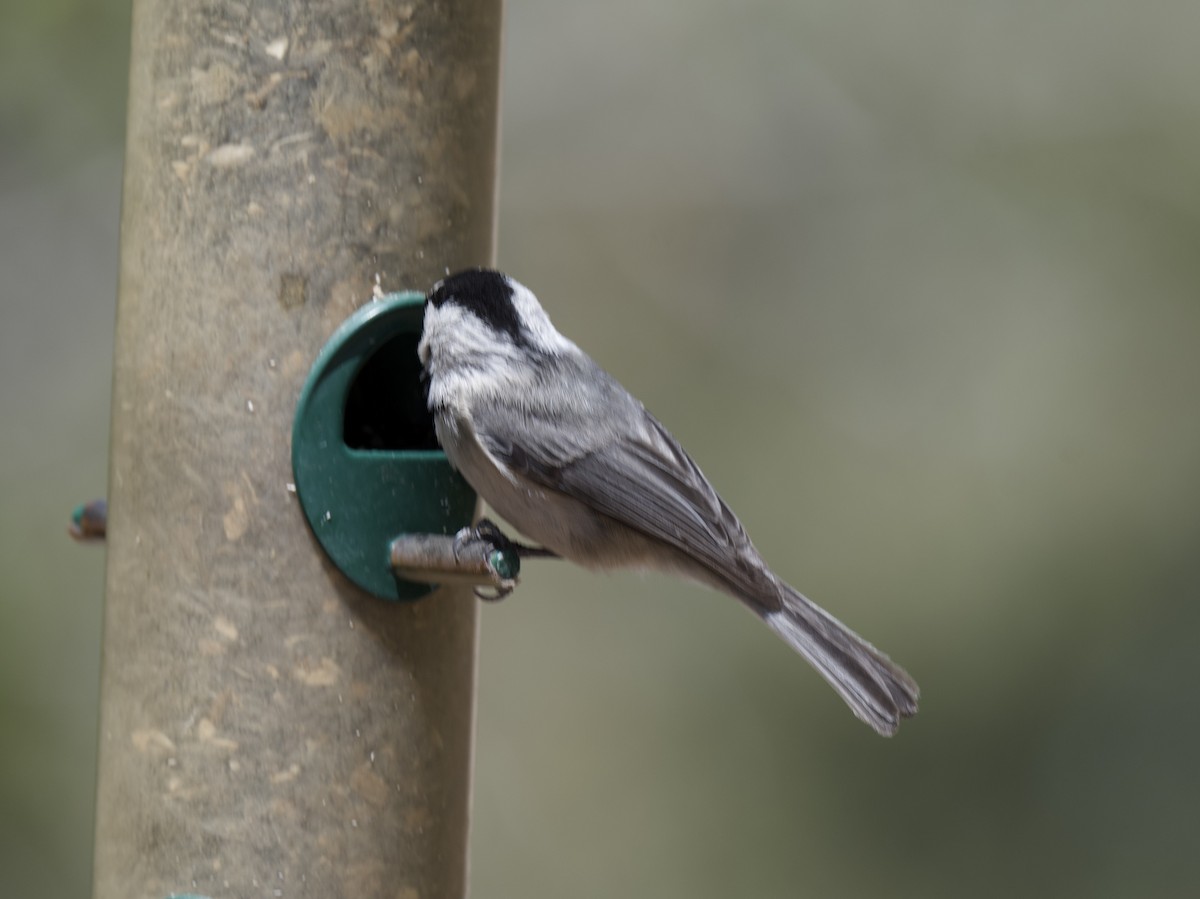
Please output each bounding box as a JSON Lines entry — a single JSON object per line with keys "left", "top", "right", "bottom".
{"left": 417, "top": 322, "right": 437, "bottom": 369}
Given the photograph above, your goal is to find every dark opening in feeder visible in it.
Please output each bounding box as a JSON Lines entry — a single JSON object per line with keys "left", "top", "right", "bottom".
{"left": 343, "top": 332, "right": 440, "bottom": 452}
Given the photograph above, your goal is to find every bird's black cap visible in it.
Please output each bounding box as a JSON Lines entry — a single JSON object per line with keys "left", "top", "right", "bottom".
{"left": 428, "top": 268, "right": 523, "bottom": 343}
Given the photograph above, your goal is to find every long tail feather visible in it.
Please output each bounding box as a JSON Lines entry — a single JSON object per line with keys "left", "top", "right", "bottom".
{"left": 760, "top": 584, "right": 919, "bottom": 736}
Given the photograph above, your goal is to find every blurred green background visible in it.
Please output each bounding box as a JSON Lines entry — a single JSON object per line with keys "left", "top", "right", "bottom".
{"left": 4, "top": 1, "right": 1200, "bottom": 896}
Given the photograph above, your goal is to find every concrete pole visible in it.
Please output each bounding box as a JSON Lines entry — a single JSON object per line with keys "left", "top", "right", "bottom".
{"left": 92, "top": 2, "right": 501, "bottom": 897}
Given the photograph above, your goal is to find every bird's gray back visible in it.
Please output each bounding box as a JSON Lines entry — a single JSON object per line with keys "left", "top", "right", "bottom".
{"left": 461, "top": 352, "right": 782, "bottom": 609}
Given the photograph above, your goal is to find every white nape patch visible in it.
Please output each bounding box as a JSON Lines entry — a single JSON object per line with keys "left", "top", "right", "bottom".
{"left": 505, "top": 277, "right": 581, "bottom": 356}
{"left": 420, "top": 299, "right": 532, "bottom": 411}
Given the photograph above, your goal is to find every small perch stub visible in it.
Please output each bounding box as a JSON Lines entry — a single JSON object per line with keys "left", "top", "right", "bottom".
{"left": 390, "top": 519, "right": 557, "bottom": 600}
{"left": 69, "top": 499, "right": 108, "bottom": 541}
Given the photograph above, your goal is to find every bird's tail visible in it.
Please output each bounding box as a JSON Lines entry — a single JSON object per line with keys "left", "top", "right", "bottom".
{"left": 756, "top": 582, "right": 919, "bottom": 736}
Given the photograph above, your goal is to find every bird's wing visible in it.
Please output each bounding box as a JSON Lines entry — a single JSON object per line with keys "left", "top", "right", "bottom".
{"left": 470, "top": 364, "right": 764, "bottom": 593}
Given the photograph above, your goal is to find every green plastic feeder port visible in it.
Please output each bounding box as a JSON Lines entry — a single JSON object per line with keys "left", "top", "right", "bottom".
{"left": 292, "top": 292, "right": 477, "bottom": 600}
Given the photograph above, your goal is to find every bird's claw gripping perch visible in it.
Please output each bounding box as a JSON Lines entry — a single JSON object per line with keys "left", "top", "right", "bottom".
{"left": 389, "top": 517, "right": 556, "bottom": 600}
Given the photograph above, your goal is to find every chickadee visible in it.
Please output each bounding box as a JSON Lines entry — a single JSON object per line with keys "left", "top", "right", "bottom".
{"left": 419, "top": 268, "right": 919, "bottom": 736}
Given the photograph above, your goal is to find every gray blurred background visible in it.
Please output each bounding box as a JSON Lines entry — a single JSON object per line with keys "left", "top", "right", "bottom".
{"left": 4, "top": 1, "right": 1200, "bottom": 896}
